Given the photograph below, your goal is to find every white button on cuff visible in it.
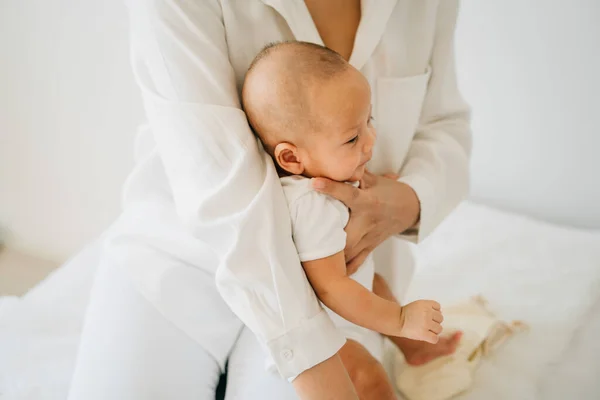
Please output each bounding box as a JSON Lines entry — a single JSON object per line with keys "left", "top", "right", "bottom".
{"left": 281, "top": 349, "right": 294, "bottom": 360}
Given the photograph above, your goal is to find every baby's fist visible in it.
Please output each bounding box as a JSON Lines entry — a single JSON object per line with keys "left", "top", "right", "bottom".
{"left": 399, "top": 300, "right": 443, "bottom": 344}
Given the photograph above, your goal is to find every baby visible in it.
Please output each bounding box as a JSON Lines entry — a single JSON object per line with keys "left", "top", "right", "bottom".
{"left": 242, "top": 41, "right": 444, "bottom": 372}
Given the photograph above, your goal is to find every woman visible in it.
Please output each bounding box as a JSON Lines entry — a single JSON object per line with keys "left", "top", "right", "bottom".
{"left": 68, "top": 0, "right": 471, "bottom": 399}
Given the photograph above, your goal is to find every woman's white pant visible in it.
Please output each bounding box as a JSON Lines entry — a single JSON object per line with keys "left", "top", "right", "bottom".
{"left": 66, "top": 192, "right": 415, "bottom": 399}
{"left": 68, "top": 256, "right": 297, "bottom": 400}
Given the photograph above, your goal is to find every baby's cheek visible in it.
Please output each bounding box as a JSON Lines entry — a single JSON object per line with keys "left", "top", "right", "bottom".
{"left": 323, "top": 158, "right": 349, "bottom": 181}
{"left": 341, "top": 158, "right": 362, "bottom": 181}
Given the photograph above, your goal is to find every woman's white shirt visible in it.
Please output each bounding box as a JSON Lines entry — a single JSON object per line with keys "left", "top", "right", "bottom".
{"left": 123, "top": 0, "right": 471, "bottom": 379}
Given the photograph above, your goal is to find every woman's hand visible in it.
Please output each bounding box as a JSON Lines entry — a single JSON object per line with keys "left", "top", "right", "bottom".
{"left": 312, "top": 170, "right": 420, "bottom": 274}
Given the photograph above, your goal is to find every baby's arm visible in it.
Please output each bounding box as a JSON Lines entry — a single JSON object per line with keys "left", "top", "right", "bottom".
{"left": 302, "top": 252, "right": 442, "bottom": 343}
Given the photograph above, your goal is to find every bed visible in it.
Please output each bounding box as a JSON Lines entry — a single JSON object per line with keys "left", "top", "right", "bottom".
{"left": 1, "top": 201, "right": 600, "bottom": 399}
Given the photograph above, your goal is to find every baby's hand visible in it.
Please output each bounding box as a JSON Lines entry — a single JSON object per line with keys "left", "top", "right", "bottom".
{"left": 399, "top": 300, "right": 443, "bottom": 344}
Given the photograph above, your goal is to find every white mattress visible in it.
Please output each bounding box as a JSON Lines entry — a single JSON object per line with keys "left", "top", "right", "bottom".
{"left": 2, "top": 201, "right": 600, "bottom": 399}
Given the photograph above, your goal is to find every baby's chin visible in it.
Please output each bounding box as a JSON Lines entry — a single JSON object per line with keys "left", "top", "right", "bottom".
{"left": 348, "top": 165, "right": 366, "bottom": 182}
{"left": 314, "top": 165, "right": 366, "bottom": 183}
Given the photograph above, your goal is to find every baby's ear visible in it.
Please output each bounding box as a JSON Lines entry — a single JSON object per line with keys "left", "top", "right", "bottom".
{"left": 274, "top": 143, "right": 304, "bottom": 175}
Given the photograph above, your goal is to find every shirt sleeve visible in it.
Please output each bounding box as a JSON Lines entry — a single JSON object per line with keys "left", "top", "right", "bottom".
{"left": 125, "top": 0, "right": 345, "bottom": 379}
{"left": 290, "top": 191, "right": 348, "bottom": 262}
{"left": 397, "top": 0, "right": 472, "bottom": 243}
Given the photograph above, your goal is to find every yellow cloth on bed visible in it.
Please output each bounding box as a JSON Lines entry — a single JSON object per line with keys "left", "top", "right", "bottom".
{"left": 395, "top": 297, "right": 526, "bottom": 400}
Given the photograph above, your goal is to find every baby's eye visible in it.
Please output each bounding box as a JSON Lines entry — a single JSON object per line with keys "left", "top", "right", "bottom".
{"left": 346, "top": 135, "right": 359, "bottom": 144}
{"left": 368, "top": 115, "right": 375, "bottom": 124}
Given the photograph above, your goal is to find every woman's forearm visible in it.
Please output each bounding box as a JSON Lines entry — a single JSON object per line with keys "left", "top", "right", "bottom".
{"left": 395, "top": 1, "right": 471, "bottom": 243}
{"left": 318, "top": 277, "right": 403, "bottom": 336}
{"left": 129, "top": 0, "right": 347, "bottom": 381}
{"left": 293, "top": 353, "right": 358, "bottom": 400}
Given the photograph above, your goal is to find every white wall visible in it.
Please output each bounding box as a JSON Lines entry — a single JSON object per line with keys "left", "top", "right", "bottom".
{"left": 1, "top": 1, "right": 599, "bottom": 263}
{"left": 0, "top": 0, "right": 143, "bottom": 262}
{"left": 456, "top": 0, "right": 600, "bottom": 228}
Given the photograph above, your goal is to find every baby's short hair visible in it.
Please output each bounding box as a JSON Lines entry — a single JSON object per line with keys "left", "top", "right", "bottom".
{"left": 247, "top": 41, "right": 348, "bottom": 79}
{"left": 242, "top": 41, "right": 350, "bottom": 155}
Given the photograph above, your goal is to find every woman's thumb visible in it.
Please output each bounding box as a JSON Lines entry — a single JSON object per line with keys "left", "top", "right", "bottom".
{"left": 383, "top": 173, "right": 400, "bottom": 180}
{"left": 312, "top": 177, "right": 359, "bottom": 208}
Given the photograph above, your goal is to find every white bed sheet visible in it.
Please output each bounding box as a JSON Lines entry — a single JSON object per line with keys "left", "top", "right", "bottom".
{"left": 540, "top": 292, "right": 600, "bottom": 399}
{"left": 1, "top": 201, "right": 600, "bottom": 400}
{"left": 388, "top": 202, "right": 600, "bottom": 399}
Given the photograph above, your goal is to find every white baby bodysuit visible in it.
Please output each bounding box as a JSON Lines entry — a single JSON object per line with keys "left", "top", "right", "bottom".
{"left": 265, "top": 176, "right": 383, "bottom": 375}
{"left": 281, "top": 175, "right": 350, "bottom": 263}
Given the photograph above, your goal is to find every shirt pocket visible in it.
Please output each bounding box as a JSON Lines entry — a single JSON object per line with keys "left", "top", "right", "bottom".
{"left": 370, "top": 66, "right": 432, "bottom": 175}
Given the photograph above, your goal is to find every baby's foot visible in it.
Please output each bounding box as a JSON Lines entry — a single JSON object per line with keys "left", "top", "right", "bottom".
{"left": 393, "top": 331, "right": 463, "bottom": 366}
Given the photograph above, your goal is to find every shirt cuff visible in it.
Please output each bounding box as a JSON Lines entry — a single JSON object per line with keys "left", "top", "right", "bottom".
{"left": 266, "top": 309, "right": 347, "bottom": 380}
{"left": 396, "top": 174, "right": 437, "bottom": 243}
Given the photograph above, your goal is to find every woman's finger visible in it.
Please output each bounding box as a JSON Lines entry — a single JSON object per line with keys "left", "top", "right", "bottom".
{"left": 346, "top": 248, "right": 371, "bottom": 275}
{"left": 312, "top": 177, "right": 361, "bottom": 208}
{"left": 382, "top": 173, "right": 400, "bottom": 180}
{"left": 359, "top": 170, "right": 376, "bottom": 189}
{"left": 343, "top": 218, "right": 364, "bottom": 260}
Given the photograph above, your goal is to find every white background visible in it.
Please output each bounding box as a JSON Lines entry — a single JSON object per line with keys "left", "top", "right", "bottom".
{"left": 457, "top": 1, "right": 600, "bottom": 229}
{"left": 1, "top": 0, "right": 599, "bottom": 262}
{"left": 0, "top": 0, "right": 143, "bottom": 261}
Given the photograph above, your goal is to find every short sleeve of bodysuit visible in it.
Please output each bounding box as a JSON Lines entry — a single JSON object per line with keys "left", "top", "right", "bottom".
{"left": 281, "top": 176, "right": 349, "bottom": 262}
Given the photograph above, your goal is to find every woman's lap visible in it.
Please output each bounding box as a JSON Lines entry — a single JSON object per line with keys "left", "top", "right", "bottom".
{"left": 67, "top": 242, "right": 300, "bottom": 400}
{"left": 67, "top": 202, "right": 406, "bottom": 399}
{"left": 67, "top": 256, "right": 222, "bottom": 400}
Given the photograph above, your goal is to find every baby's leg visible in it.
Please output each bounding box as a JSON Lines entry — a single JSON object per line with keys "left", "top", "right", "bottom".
{"left": 339, "top": 339, "right": 396, "bottom": 400}
{"left": 372, "top": 273, "right": 462, "bottom": 366}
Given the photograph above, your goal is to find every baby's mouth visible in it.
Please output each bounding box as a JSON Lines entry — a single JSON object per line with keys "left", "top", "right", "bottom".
{"left": 360, "top": 154, "right": 373, "bottom": 167}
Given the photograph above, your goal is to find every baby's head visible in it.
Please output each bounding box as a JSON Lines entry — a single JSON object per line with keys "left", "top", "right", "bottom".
{"left": 242, "top": 41, "right": 375, "bottom": 182}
